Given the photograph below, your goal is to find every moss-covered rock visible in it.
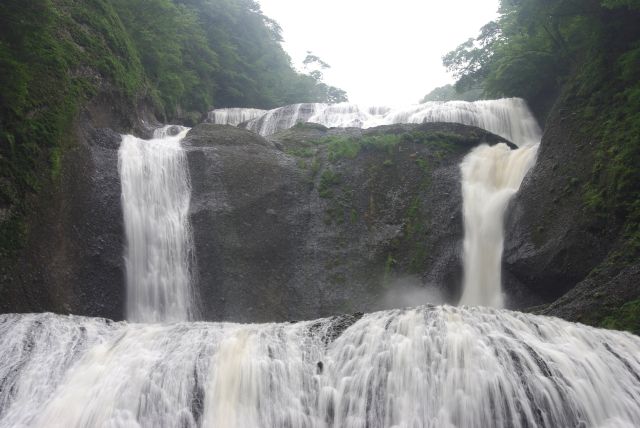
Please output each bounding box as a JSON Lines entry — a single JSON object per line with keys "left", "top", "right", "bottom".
{"left": 181, "top": 122, "right": 513, "bottom": 322}
{"left": 504, "top": 39, "right": 640, "bottom": 333}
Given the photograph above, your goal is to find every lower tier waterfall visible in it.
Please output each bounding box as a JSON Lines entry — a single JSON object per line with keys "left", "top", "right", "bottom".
{"left": 118, "top": 125, "right": 197, "bottom": 323}
{"left": 1, "top": 307, "right": 639, "bottom": 427}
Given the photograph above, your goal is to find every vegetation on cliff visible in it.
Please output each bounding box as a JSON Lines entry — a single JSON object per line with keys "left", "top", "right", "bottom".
{"left": 419, "top": 84, "right": 484, "bottom": 103}
{"left": 443, "top": 0, "right": 640, "bottom": 121}
{"left": 445, "top": 0, "right": 640, "bottom": 332}
{"left": 0, "top": 0, "right": 347, "bottom": 258}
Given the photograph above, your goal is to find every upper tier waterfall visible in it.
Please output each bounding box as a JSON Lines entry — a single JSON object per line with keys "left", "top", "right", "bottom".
{"left": 118, "top": 125, "right": 197, "bottom": 323}
{"left": 207, "top": 107, "right": 267, "bottom": 127}
{"left": 1, "top": 306, "right": 639, "bottom": 427}
{"left": 208, "top": 98, "right": 541, "bottom": 146}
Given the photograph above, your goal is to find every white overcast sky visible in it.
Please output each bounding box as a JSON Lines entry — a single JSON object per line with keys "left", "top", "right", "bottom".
{"left": 257, "top": 0, "right": 500, "bottom": 105}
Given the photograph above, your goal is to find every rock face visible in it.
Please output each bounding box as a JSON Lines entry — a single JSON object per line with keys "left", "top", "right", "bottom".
{"left": 184, "top": 122, "right": 509, "bottom": 322}
{"left": 503, "top": 107, "right": 610, "bottom": 301}
{"left": 0, "top": 125, "right": 126, "bottom": 320}
{"left": 503, "top": 98, "right": 640, "bottom": 328}
{"left": 0, "top": 119, "right": 512, "bottom": 323}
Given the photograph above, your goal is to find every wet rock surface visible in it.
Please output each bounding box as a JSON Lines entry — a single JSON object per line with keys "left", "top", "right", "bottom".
{"left": 503, "top": 109, "right": 610, "bottom": 302}
{"left": 0, "top": 126, "right": 125, "bottom": 319}
{"left": 184, "top": 122, "right": 509, "bottom": 322}
{"left": 1, "top": 119, "right": 515, "bottom": 323}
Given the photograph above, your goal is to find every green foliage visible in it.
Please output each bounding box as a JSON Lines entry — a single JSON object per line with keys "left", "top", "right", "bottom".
{"left": 326, "top": 136, "right": 362, "bottom": 160}
{"left": 601, "top": 0, "right": 640, "bottom": 9}
{"left": 112, "top": 0, "right": 218, "bottom": 115}
{"left": 383, "top": 254, "right": 396, "bottom": 287}
{"left": 285, "top": 146, "right": 316, "bottom": 158}
{"left": 318, "top": 170, "right": 340, "bottom": 199}
{"left": 420, "top": 84, "right": 484, "bottom": 103}
{"left": 320, "top": 131, "right": 463, "bottom": 162}
{"left": 575, "top": 39, "right": 640, "bottom": 271}
{"left": 442, "top": 0, "right": 633, "bottom": 117}
{"left": 446, "top": 0, "right": 640, "bottom": 332}
{"left": 443, "top": 21, "right": 503, "bottom": 92}
{"left": 0, "top": 0, "right": 349, "bottom": 257}
{"left": 0, "top": 0, "right": 143, "bottom": 256}
{"left": 600, "top": 299, "right": 640, "bottom": 335}
{"left": 405, "top": 197, "right": 428, "bottom": 272}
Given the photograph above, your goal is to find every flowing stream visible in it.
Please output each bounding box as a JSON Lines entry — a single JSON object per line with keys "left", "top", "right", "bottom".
{"left": 118, "top": 125, "right": 197, "bottom": 323}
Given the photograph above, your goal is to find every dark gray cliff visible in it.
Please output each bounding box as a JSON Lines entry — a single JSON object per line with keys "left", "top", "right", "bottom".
{"left": 0, "top": 92, "right": 159, "bottom": 320}
{"left": 503, "top": 94, "right": 640, "bottom": 332}
{"left": 184, "top": 122, "right": 509, "bottom": 322}
{"left": 503, "top": 107, "right": 609, "bottom": 301}
{"left": 0, "top": 119, "right": 512, "bottom": 323}
{"left": 0, "top": 125, "right": 125, "bottom": 319}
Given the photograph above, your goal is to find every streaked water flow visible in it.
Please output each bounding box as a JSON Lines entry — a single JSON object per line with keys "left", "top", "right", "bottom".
{"left": 207, "top": 108, "right": 267, "bottom": 126}
{"left": 210, "top": 98, "right": 543, "bottom": 307}
{"left": 2, "top": 102, "right": 633, "bottom": 428}
{"left": 209, "top": 98, "right": 541, "bottom": 146}
{"left": 1, "top": 307, "right": 639, "bottom": 427}
{"left": 118, "top": 125, "right": 197, "bottom": 322}
{"left": 459, "top": 142, "right": 539, "bottom": 307}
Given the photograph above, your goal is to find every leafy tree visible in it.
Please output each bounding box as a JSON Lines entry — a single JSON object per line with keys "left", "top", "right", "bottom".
{"left": 420, "top": 84, "right": 484, "bottom": 103}
{"left": 0, "top": 0, "right": 349, "bottom": 257}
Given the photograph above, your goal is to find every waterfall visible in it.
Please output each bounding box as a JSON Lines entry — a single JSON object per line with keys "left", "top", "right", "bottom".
{"left": 1, "top": 307, "right": 640, "bottom": 427}
{"left": 455, "top": 100, "right": 541, "bottom": 308}
{"left": 206, "top": 108, "right": 267, "bottom": 126}
{"left": 211, "top": 98, "right": 542, "bottom": 308}
{"left": 118, "top": 125, "right": 197, "bottom": 323}
{"left": 217, "top": 98, "right": 541, "bottom": 146}
{"left": 459, "top": 143, "right": 539, "bottom": 307}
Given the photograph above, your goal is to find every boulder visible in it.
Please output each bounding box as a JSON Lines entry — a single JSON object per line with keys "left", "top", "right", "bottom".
{"left": 184, "top": 122, "right": 509, "bottom": 322}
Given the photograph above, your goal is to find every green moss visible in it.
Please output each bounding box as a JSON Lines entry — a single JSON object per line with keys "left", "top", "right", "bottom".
{"left": 600, "top": 299, "right": 640, "bottom": 335}
{"left": 383, "top": 253, "right": 396, "bottom": 288}
{"left": 0, "top": 0, "right": 148, "bottom": 258}
{"left": 318, "top": 170, "right": 340, "bottom": 199}
{"left": 50, "top": 147, "right": 62, "bottom": 180}
{"left": 350, "top": 209, "right": 358, "bottom": 224}
{"left": 326, "top": 136, "right": 361, "bottom": 160}
{"left": 286, "top": 147, "right": 316, "bottom": 158}
{"left": 315, "top": 130, "right": 466, "bottom": 162}
{"left": 404, "top": 197, "right": 429, "bottom": 273}
{"left": 310, "top": 158, "right": 320, "bottom": 177}
{"left": 0, "top": 0, "right": 349, "bottom": 261}
{"left": 576, "top": 43, "right": 640, "bottom": 272}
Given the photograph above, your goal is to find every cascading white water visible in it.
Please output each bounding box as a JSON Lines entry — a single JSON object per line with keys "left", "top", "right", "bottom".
{"left": 215, "top": 98, "right": 542, "bottom": 308}
{"left": 215, "top": 98, "right": 541, "bottom": 146}
{"left": 1, "top": 307, "right": 640, "bottom": 427}
{"left": 118, "top": 125, "right": 197, "bottom": 323}
{"left": 457, "top": 100, "right": 541, "bottom": 307}
{"left": 207, "top": 108, "right": 267, "bottom": 126}
{"left": 4, "top": 99, "right": 629, "bottom": 428}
